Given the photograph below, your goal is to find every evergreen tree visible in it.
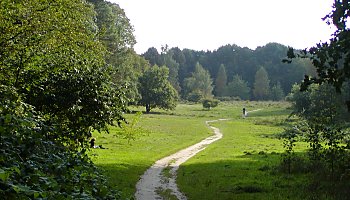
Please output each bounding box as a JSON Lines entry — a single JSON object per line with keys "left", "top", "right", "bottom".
{"left": 253, "top": 67, "right": 270, "bottom": 100}
{"left": 214, "top": 64, "right": 227, "bottom": 97}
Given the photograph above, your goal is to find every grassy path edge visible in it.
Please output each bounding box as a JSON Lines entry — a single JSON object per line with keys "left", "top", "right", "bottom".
{"left": 134, "top": 119, "right": 229, "bottom": 200}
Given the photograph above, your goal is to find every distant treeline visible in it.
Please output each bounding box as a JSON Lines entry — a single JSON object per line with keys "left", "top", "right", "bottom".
{"left": 142, "top": 43, "right": 316, "bottom": 101}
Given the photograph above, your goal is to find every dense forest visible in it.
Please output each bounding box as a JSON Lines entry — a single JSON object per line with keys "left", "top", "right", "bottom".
{"left": 141, "top": 43, "right": 316, "bottom": 101}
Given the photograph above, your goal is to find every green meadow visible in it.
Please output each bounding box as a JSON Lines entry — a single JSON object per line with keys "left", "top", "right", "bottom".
{"left": 90, "top": 102, "right": 310, "bottom": 199}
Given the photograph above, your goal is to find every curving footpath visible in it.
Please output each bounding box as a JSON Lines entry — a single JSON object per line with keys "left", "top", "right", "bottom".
{"left": 135, "top": 119, "right": 229, "bottom": 200}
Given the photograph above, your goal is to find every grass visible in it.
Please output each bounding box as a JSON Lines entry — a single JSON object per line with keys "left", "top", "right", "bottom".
{"left": 177, "top": 119, "right": 309, "bottom": 200}
{"left": 89, "top": 112, "right": 213, "bottom": 199}
{"left": 90, "top": 101, "right": 301, "bottom": 199}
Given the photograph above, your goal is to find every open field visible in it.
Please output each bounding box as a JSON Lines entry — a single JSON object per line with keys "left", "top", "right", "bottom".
{"left": 90, "top": 101, "right": 304, "bottom": 199}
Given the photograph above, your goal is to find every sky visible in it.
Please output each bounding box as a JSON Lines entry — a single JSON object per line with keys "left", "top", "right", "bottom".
{"left": 109, "top": 0, "right": 335, "bottom": 54}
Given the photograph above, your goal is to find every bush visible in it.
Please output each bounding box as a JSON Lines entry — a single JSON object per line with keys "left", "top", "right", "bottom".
{"left": 187, "top": 91, "right": 204, "bottom": 103}
{"left": 202, "top": 99, "right": 219, "bottom": 110}
{"left": 0, "top": 86, "right": 120, "bottom": 199}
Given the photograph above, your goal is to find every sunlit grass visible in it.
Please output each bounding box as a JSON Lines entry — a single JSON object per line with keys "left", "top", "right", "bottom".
{"left": 90, "top": 101, "right": 295, "bottom": 199}
{"left": 89, "top": 113, "right": 212, "bottom": 199}
{"left": 177, "top": 119, "right": 309, "bottom": 200}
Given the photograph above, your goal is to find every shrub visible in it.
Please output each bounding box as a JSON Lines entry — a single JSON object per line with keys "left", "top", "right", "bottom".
{"left": 202, "top": 99, "right": 219, "bottom": 110}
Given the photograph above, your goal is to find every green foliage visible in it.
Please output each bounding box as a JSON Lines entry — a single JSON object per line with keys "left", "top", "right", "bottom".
{"left": 253, "top": 67, "right": 270, "bottom": 100}
{"left": 186, "top": 91, "right": 204, "bottom": 103}
{"left": 284, "top": 1, "right": 350, "bottom": 110}
{"left": 225, "top": 75, "right": 251, "bottom": 100}
{"left": 0, "top": 87, "right": 120, "bottom": 199}
{"left": 89, "top": 0, "right": 146, "bottom": 104}
{"left": 90, "top": 0, "right": 135, "bottom": 59}
{"left": 284, "top": 82, "right": 350, "bottom": 182}
{"left": 287, "top": 83, "right": 348, "bottom": 123}
{"left": 138, "top": 65, "right": 178, "bottom": 113}
{"left": 0, "top": 0, "right": 128, "bottom": 145}
{"left": 184, "top": 62, "right": 213, "bottom": 100}
{"left": 0, "top": 0, "right": 137, "bottom": 198}
{"left": 142, "top": 44, "right": 313, "bottom": 101}
{"left": 202, "top": 99, "right": 219, "bottom": 110}
{"left": 270, "top": 82, "right": 285, "bottom": 101}
{"left": 214, "top": 64, "right": 227, "bottom": 97}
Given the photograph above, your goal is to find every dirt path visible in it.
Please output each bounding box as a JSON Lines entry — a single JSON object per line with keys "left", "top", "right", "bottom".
{"left": 135, "top": 119, "right": 228, "bottom": 200}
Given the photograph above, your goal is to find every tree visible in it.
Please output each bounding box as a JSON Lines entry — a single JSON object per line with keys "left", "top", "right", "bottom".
{"left": 89, "top": 0, "right": 143, "bottom": 104}
{"left": 0, "top": 0, "right": 129, "bottom": 198}
{"left": 284, "top": 1, "right": 350, "bottom": 111}
{"left": 253, "top": 67, "right": 270, "bottom": 100}
{"left": 270, "top": 82, "right": 285, "bottom": 101}
{"left": 0, "top": 0, "right": 128, "bottom": 144}
{"left": 202, "top": 99, "right": 219, "bottom": 110}
{"left": 138, "top": 65, "right": 178, "bottom": 113}
{"left": 90, "top": 0, "right": 136, "bottom": 62}
{"left": 142, "top": 47, "right": 161, "bottom": 66}
{"left": 225, "top": 75, "right": 251, "bottom": 100}
{"left": 214, "top": 64, "right": 227, "bottom": 97}
{"left": 285, "top": 83, "right": 349, "bottom": 176}
{"left": 160, "top": 51, "right": 181, "bottom": 93}
{"left": 183, "top": 62, "right": 213, "bottom": 101}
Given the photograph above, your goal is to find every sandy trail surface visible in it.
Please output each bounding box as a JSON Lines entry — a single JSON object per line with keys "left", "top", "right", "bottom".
{"left": 135, "top": 119, "right": 229, "bottom": 200}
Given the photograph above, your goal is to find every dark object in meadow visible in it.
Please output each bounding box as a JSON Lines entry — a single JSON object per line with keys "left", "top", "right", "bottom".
{"left": 90, "top": 138, "right": 107, "bottom": 149}
{"left": 90, "top": 138, "right": 96, "bottom": 148}
{"left": 242, "top": 107, "right": 247, "bottom": 118}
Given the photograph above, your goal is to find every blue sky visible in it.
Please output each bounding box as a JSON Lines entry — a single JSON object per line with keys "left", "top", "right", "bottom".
{"left": 110, "top": 0, "right": 335, "bottom": 54}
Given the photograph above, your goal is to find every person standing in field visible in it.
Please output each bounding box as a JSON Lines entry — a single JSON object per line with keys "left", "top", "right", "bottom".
{"left": 242, "top": 107, "right": 247, "bottom": 118}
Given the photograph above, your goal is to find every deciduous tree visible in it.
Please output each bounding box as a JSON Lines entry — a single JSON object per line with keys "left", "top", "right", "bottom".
{"left": 270, "top": 82, "right": 285, "bottom": 101}
{"left": 138, "top": 66, "right": 178, "bottom": 113}
{"left": 225, "top": 75, "right": 250, "bottom": 100}
{"left": 284, "top": 1, "right": 350, "bottom": 110}
{"left": 183, "top": 62, "right": 213, "bottom": 100}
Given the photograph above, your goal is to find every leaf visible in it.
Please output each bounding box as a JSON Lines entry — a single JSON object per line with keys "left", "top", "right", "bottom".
{"left": 0, "top": 169, "right": 10, "bottom": 181}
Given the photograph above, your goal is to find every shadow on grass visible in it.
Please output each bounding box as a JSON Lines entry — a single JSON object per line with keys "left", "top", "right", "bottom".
{"left": 96, "top": 162, "right": 149, "bottom": 199}
{"left": 177, "top": 152, "right": 350, "bottom": 200}
{"left": 95, "top": 151, "right": 350, "bottom": 200}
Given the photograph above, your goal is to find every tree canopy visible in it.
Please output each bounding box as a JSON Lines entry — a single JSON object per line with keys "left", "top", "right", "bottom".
{"left": 214, "top": 64, "right": 228, "bottom": 97}
{"left": 0, "top": 0, "right": 136, "bottom": 198}
{"left": 183, "top": 62, "right": 213, "bottom": 101}
{"left": 225, "top": 75, "right": 250, "bottom": 100}
{"left": 142, "top": 43, "right": 315, "bottom": 101}
{"left": 138, "top": 65, "right": 178, "bottom": 113}
{"left": 253, "top": 67, "right": 270, "bottom": 100}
